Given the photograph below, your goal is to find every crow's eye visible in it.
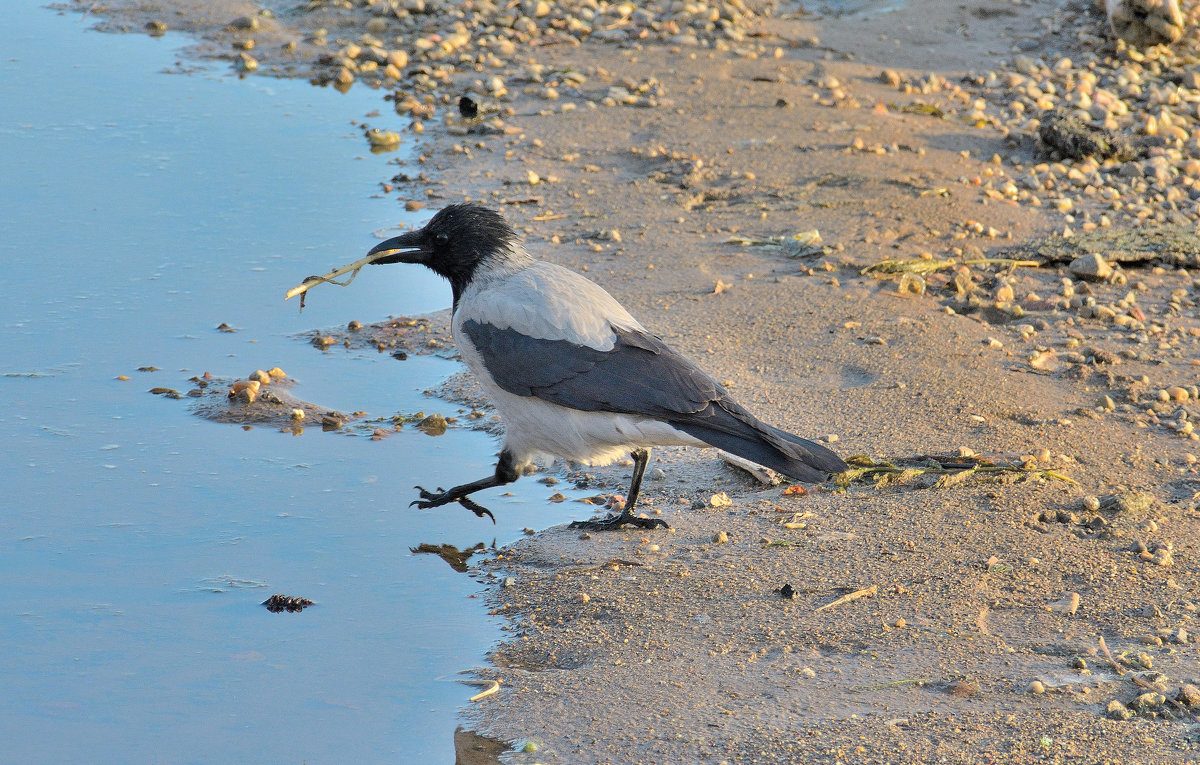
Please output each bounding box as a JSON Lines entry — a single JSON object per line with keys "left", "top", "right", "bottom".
{"left": 434, "top": 232, "right": 450, "bottom": 247}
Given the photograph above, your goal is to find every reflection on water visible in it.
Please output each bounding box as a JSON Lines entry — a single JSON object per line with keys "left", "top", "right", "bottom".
{"left": 453, "top": 727, "right": 508, "bottom": 765}
{"left": 0, "top": 8, "right": 579, "bottom": 763}
{"left": 412, "top": 542, "right": 490, "bottom": 573}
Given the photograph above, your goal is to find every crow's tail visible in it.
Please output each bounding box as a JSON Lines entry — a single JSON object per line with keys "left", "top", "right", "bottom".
{"left": 672, "top": 400, "right": 847, "bottom": 482}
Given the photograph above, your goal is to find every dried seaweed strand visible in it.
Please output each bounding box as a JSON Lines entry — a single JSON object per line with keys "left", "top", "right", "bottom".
{"left": 469, "top": 680, "right": 500, "bottom": 701}
{"left": 815, "top": 585, "right": 878, "bottom": 612}
{"left": 285, "top": 251, "right": 396, "bottom": 301}
{"left": 833, "top": 454, "right": 1076, "bottom": 490}
{"left": 1098, "top": 635, "right": 1125, "bottom": 676}
{"left": 850, "top": 678, "right": 930, "bottom": 692}
{"left": 860, "top": 257, "right": 1040, "bottom": 276}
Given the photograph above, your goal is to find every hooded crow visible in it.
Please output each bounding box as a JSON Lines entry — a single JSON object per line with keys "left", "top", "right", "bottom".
{"left": 367, "top": 204, "right": 846, "bottom": 530}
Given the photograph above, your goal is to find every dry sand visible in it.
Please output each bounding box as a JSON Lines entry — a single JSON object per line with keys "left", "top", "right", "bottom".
{"left": 65, "top": 0, "right": 1200, "bottom": 760}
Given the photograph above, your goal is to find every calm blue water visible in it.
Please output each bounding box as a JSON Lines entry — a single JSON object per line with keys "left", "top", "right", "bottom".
{"left": 0, "top": 8, "right": 579, "bottom": 763}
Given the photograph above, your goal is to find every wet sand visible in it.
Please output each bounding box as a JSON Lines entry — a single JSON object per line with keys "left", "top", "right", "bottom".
{"left": 65, "top": 0, "right": 1200, "bottom": 760}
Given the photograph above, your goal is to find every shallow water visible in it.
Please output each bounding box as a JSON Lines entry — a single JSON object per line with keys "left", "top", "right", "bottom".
{"left": 0, "top": 8, "right": 585, "bottom": 763}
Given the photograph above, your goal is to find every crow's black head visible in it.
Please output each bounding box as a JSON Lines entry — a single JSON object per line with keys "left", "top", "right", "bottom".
{"left": 367, "top": 204, "right": 522, "bottom": 304}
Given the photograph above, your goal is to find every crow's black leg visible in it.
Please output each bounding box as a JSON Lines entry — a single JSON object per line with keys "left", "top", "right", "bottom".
{"left": 569, "top": 448, "right": 669, "bottom": 531}
{"left": 413, "top": 450, "right": 518, "bottom": 522}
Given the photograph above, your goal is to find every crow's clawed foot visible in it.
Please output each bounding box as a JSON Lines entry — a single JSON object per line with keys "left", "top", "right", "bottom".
{"left": 569, "top": 510, "right": 670, "bottom": 531}
{"left": 411, "top": 486, "right": 496, "bottom": 523}
{"left": 458, "top": 496, "right": 496, "bottom": 524}
{"left": 411, "top": 485, "right": 451, "bottom": 509}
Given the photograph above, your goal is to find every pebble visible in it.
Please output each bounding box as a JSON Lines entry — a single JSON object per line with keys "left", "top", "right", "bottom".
{"left": 947, "top": 680, "right": 978, "bottom": 698}
{"left": 417, "top": 413, "right": 448, "bottom": 436}
{"left": 1134, "top": 691, "right": 1166, "bottom": 711}
{"left": 235, "top": 53, "right": 259, "bottom": 73}
{"left": 1164, "top": 386, "right": 1190, "bottom": 402}
{"left": 366, "top": 129, "right": 401, "bottom": 150}
{"left": 712, "top": 530, "right": 729, "bottom": 544}
{"left": 1106, "top": 699, "right": 1134, "bottom": 720}
{"left": 1028, "top": 680, "right": 1046, "bottom": 694}
{"left": 1178, "top": 683, "right": 1200, "bottom": 707}
{"left": 228, "top": 15, "right": 259, "bottom": 31}
{"left": 231, "top": 379, "right": 261, "bottom": 395}
{"left": 1068, "top": 253, "right": 1113, "bottom": 282}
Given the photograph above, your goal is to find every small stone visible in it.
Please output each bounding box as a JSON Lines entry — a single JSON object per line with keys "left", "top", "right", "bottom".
{"left": 1047, "top": 592, "right": 1081, "bottom": 616}
{"left": 947, "top": 680, "right": 978, "bottom": 698}
{"left": 1134, "top": 692, "right": 1165, "bottom": 711}
{"left": 249, "top": 369, "right": 271, "bottom": 384}
{"left": 1099, "top": 492, "right": 1154, "bottom": 515}
{"left": 502, "top": 577, "right": 516, "bottom": 588}
{"left": 1069, "top": 253, "right": 1113, "bottom": 282}
{"left": 1106, "top": 700, "right": 1134, "bottom": 720}
{"left": 1082, "top": 496, "right": 1101, "bottom": 512}
{"left": 366, "top": 129, "right": 401, "bottom": 149}
{"left": 231, "top": 379, "right": 261, "bottom": 395}
{"left": 235, "top": 53, "right": 259, "bottom": 73}
{"left": 387, "top": 50, "right": 409, "bottom": 69}
{"left": 1028, "top": 680, "right": 1046, "bottom": 694}
{"left": 709, "top": 492, "right": 733, "bottom": 508}
{"left": 580, "top": 592, "right": 590, "bottom": 603}
{"left": 1177, "top": 684, "right": 1200, "bottom": 708}
{"left": 712, "top": 530, "right": 729, "bottom": 544}
{"left": 1165, "top": 386, "right": 1189, "bottom": 402}
{"left": 228, "top": 15, "right": 260, "bottom": 30}
{"left": 416, "top": 413, "right": 448, "bottom": 436}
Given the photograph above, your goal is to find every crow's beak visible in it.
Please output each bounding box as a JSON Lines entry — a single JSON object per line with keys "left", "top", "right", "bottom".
{"left": 367, "top": 230, "right": 426, "bottom": 264}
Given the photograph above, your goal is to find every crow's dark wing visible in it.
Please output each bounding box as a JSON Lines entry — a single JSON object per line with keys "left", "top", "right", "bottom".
{"left": 460, "top": 319, "right": 719, "bottom": 418}
{"left": 460, "top": 319, "right": 846, "bottom": 480}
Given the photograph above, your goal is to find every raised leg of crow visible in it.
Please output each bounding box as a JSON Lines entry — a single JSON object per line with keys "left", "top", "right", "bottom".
{"left": 412, "top": 450, "right": 520, "bottom": 524}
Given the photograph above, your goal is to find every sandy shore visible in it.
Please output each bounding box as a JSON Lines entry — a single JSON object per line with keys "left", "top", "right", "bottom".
{"left": 67, "top": 0, "right": 1200, "bottom": 760}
